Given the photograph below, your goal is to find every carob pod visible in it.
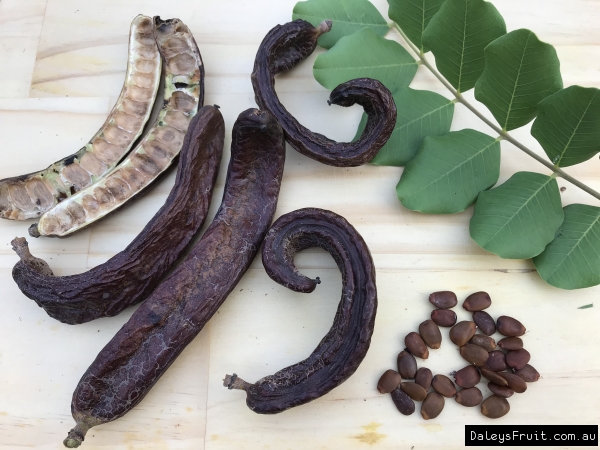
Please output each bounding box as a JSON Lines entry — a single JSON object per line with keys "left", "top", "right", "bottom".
{"left": 401, "top": 382, "right": 428, "bottom": 401}
{"left": 460, "top": 344, "right": 489, "bottom": 367}
{"left": 431, "top": 375, "right": 456, "bottom": 398}
{"left": 488, "top": 383, "right": 514, "bottom": 398}
{"left": 431, "top": 309, "right": 457, "bottom": 327}
{"left": 496, "top": 316, "right": 526, "bottom": 337}
{"left": 449, "top": 321, "right": 476, "bottom": 346}
{"left": 397, "top": 351, "right": 417, "bottom": 379}
{"left": 391, "top": 388, "right": 415, "bottom": 415}
{"left": 485, "top": 350, "right": 508, "bottom": 372}
{"left": 500, "top": 372, "right": 527, "bottom": 393}
{"left": 415, "top": 367, "right": 433, "bottom": 390}
{"left": 405, "top": 332, "right": 429, "bottom": 359}
{"left": 251, "top": 19, "right": 397, "bottom": 167}
{"left": 12, "top": 106, "right": 224, "bottom": 324}
{"left": 473, "top": 311, "right": 496, "bottom": 336}
{"left": 224, "top": 207, "right": 377, "bottom": 414}
{"left": 31, "top": 17, "right": 204, "bottom": 238}
{"left": 429, "top": 291, "right": 457, "bottom": 309}
{"left": 421, "top": 392, "right": 444, "bottom": 420}
{"left": 455, "top": 387, "right": 483, "bottom": 407}
{"left": 514, "top": 364, "right": 540, "bottom": 382}
{"left": 481, "top": 395, "right": 510, "bottom": 418}
{"left": 63, "top": 108, "right": 285, "bottom": 447}
{"left": 377, "top": 370, "right": 401, "bottom": 394}
{"left": 506, "top": 349, "right": 531, "bottom": 370}
{"left": 0, "top": 16, "right": 161, "bottom": 220}
{"left": 470, "top": 334, "right": 496, "bottom": 352}
{"left": 419, "top": 320, "right": 442, "bottom": 349}
{"left": 454, "top": 365, "right": 481, "bottom": 388}
{"left": 498, "top": 337, "right": 523, "bottom": 350}
{"left": 462, "top": 291, "right": 491, "bottom": 311}
{"left": 480, "top": 367, "right": 508, "bottom": 387}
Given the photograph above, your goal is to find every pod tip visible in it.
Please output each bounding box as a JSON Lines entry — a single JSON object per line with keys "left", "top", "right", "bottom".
{"left": 63, "top": 423, "right": 90, "bottom": 448}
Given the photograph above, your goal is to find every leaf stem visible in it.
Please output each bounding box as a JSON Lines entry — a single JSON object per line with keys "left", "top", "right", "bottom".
{"left": 390, "top": 23, "right": 600, "bottom": 201}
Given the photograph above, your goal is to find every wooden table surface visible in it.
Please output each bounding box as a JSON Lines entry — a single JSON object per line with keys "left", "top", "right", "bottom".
{"left": 1, "top": 0, "right": 599, "bottom": 448}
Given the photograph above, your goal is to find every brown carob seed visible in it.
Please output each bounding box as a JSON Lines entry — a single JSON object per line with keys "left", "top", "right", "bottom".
{"left": 488, "top": 383, "right": 514, "bottom": 398}
{"left": 497, "top": 316, "right": 526, "bottom": 336}
{"left": 431, "top": 309, "right": 457, "bottom": 327}
{"left": 397, "top": 351, "right": 418, "bottom": 379}
{"left": 498, "top": 337, "right": 524, "bottom": 351}
{"left": 229, "top": 207, "right": 378, "bottom": 414}
{"left": 429, "top": 291, "right": 457, "bottom": 309}
{"left": 12, "top": 106, "right": 223, "bottom": 324}
{"left": 252, "top": 20, "right": 397, "bottom": 167}
{"left": 480, "top": 367, "right": 508, "bottom": 387}
{"left": 421, "top": 392, "right": 445, "bottom": 420}
{"left": 449, "top": 321, "right": 477, "bottom": 346}
{"left": 473, "top": 311, "right": 496, "bottom": 336}
{"left": 377, "top": 370, "right": 401, "bottom": 394}
{"left": 463, "top": 291, "right": 491, "bottom": 311}
{"left": 415, "top": 367, "right": 433, "bottom": 390}
{"left": 485, "top": 351, "right": 508, "bottom": 372}
{"left": 63, "top": 108, "right": 286, "bottom": 448}
{"left": 401, "top": 382, "right": 428, "bottom": 401}
{"left": 481, "top": 395, "right": 510, "bottom": 418}
{"left": 391, "top": 388, "right": 415, "bottom": 415}
{"left": 514, "top": 364, "right": 540, "bottom": 382}
{"left": 405, "top": 332, "right": 429, "bottom": 359}
{"left": 460, "top": 344, "right": 489, "bottom": 367}
{"left": 455, "top": 387, "right": 483, "bottom": 407}
{"left": 419, "top": 320, "right": 442, "bottom": 349}
{"left": 470, "top": 334, "right": 496, "bottom": 352}
{"left": 500, "top": 373, "right": 527, "bottom": 393}
{"left": 506, "top": 349, "right": 531, "bottom": 370}
{"left": 454, "top": 365, "right": 481, "bottom": 388}
{"left": 432, "top": 375, "right": 456, "bottom": 397}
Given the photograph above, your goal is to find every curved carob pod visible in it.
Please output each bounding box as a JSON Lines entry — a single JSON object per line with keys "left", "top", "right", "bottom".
{"left": 11, "top": 105, "right": 224, "bottom": 325}
{"left": 0, "top": 15, "right": 162, "bottom": 220}
{"left": 252, "top": 19, "right": 397, "bottom": 167}
{"left": 223, "top": 207, "right": 377, "bottom": 414}
{"left": 63, "top": 109, "right": 285, "bottom": 448}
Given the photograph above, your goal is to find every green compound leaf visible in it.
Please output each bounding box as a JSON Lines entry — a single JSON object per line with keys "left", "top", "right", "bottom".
{"left": 388, "top": 0, "right": 445, "bottom": 52}
{"left": 421, "top": 0, "right": 506, "bottom": 93}
{"left": 396, "top": 129, "right": 500, "bottom": 214}
{"left": 474, "top": 29, "right": 563, "bottom": 131}
{"left": 533, "top": 204, "right": 600, "bottom": 290}
{"left": 469, "top": 172, "right": 564, "bottom": 259}
{"left": 355, "top": 87, "right": 454, "bottom": 166}
{"left": 293, "top": 0, "right": 389, "bottom": 49}
{"left": 531, "top": 86, "right": 600, "bottom": 168}
{"left": 313, "top": 28, "right": 419, "bottom": 92}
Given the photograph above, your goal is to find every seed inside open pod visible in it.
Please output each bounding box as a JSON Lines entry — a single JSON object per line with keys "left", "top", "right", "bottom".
{"left": 421, "top": 392, "right": 445, "bottom": 420}
{"left": 405, "top": 332, "right": 429, "bottom": 359}
{"left": 481, "top": 395, "right": 510, "bottom": 418}
{"left": 419, "top": 320, "right": 442, "bottom": 349}
{"left": 455, "top": 387, "right": 483, "bottom": 407}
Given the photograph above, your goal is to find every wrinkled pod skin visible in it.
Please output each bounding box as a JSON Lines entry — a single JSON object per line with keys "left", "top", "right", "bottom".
{"left": 12, "top": 106, "right": 224, "bottom": 324}
{"left": 224, "top": 208, "right": 377, "bottom": 413}
{"left": 252, "top": 19, "right": 397, "bottom": 167}
{"left": 63, "top": 109, "right": 285, "bottom": 448}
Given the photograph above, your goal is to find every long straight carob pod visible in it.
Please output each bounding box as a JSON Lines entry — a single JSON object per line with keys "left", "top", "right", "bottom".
{"left": 252, "top": 20, "right": 396, "bottom": 167}
{"left": 0, "top": 15, "right": 161, "bottom": 220}
{"left": 223, "top": 208, "right": 377, "bottom": 413}
{"left": 30, "top": 16, "right": 204, "bottom": 238}
{"left": 63, "top": 109, "right": 285, "bottom": 448}
{"left": 11, "top": 105, "right": 224, "bottom": 325}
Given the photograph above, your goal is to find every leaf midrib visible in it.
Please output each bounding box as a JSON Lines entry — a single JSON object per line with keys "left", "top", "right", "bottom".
{"left": 457, "top": 0, "right": 469, "bottom": 92}
{"left": 555, "top": 90, "right": 598, "bottom": 166}
{"left": 294, "top": 12, "right": 387, "bottom": 28}
{"left": 395, "top": 102, "right": 453, "bottom": 133}
{"left": 502, "top": 31, "right": 532, "bottom": 130}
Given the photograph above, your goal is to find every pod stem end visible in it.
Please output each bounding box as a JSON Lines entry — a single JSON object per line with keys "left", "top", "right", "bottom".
{"left": 316, "top": 20, "right": 332, "bottom": 37}
{"left": 223, "top": 373, "right": 251, "bottom": 391}
{"left": 28, "top": 223, "right": 40, "bottom": 238}
{"left": 63, "top": 422, "right": 91, "bottom": 448}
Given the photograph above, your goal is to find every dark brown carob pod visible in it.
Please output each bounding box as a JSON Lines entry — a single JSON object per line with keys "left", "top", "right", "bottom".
{"left": 251, "top": 19, "right": 397, "bottom": 167}
{"left": 431, "top": 375, "right": 456, "bottom": 397}
{"left": 225, "top": 207, "right": 377, "bottom": 414}
{"left": 497, "top": 337, "right": 523, "bottom": 351}
{"left": 470, "top": 334, "right": 496, "bottom": 352}
{"left": 473, "top": 311, "right": 496, "bottom": 336}
{"left": 500, "top": 372, "right": 527, "bottom": 393}
{"left": 481, "top": 395, "right": 510, "bottom": 418}
{"left": 431, "top": 309, "right": 457, "bottom": 327}
{"left": 429, "top": 291, "right": 457, "bottom": 309}
{"left": 449, "top": 321, "right": 476, "bottom": 346}
{"left": 497, "top": 316, "right": 526, "bottom": 336}
{"left": 405, "top": 332, "right": 429, "bottom": 359}
{"left": 419, "top": 320, "right": 442, "bottom": 349}
{"left": 421, "top": 392, "right": 444, "bottom": 420}
{"left": 377, "top": 370, "right": 401, "bottom": 394}
{"left": 514, "top": 364, "right": 540, "bottom": 382}
{"left": 401, "top": 382, "right": 428, "bottom": 401}
{"left": 391, "top": 388, "right": 415, "bottom": 415}
{"left": 488, "top": 383, "right": 514, "bottom": 398}
{"left": 455, "top": 387, "right": 483, "bottom": 407}
{"left": 63, "top": 109, "right": 285, "bottom": 448}
{"left": 12, "top": 106, "right": 224, "bottom": 325}
{"left": 506, "top": 349, "right": 531, "bottom": 370}
{"left": 415, "top": 367, "right": 433, "bottom": 390}
{"left": 397, "top": 351, "right": 418, "bottom": 379}
{"left": 454, "top": 365, "right": 481, "bottom": 388}
{"left": 463, "top": 291, "right": 491, "bottom": 311}
{"left": 480, "top": 367, "right": 508, "bottom": 387}
{"left": 460, "top": 344, "right": 489, "bottom": 367}
{"left": 485, "top": 350, "right": 508, "bottom": 372}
